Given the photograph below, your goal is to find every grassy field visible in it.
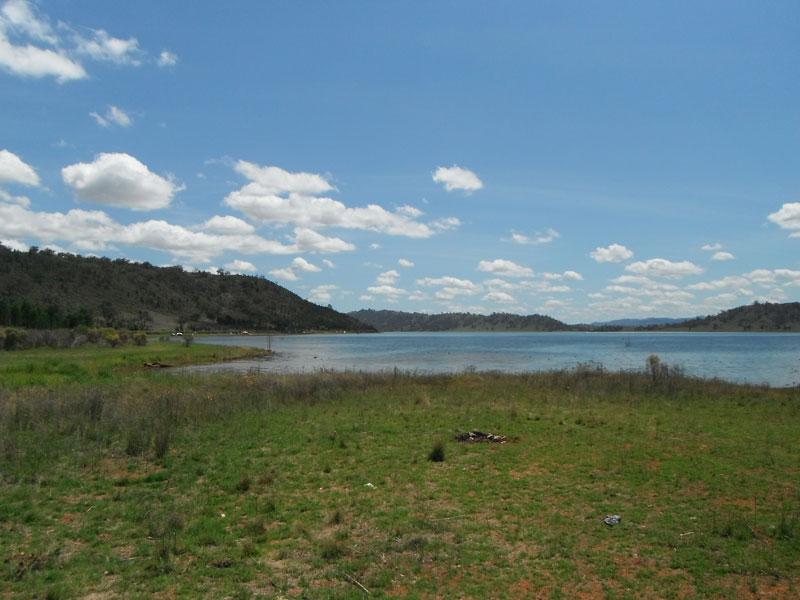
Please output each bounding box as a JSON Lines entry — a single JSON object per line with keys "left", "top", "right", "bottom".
{"left": 1, "top": 348, "right": 799, "bottom": 598}
{"left": 0, "top": 342, "right": 268, "bottom": 388}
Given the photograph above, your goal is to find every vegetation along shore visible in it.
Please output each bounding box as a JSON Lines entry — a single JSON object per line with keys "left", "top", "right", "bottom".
{"left": 1, "top": 342, "right": 798, "bottom": 598}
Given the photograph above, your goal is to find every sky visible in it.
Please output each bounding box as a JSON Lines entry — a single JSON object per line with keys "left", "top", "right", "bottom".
{"left": 1, "top": 0, "right": 799, "bottom": 323}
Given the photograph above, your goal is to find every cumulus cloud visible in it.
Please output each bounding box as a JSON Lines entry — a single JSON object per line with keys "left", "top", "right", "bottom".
{"left": 269, "top": 267, "right": 297, "bottom": 281}
{"left": 0, "top": 0, "right": 85, "bottom": 82}
{"left": 90, "top": 105, "right": 132, "bottom": 128}
{"left": 541, "top": 270, "right": 583, "bottom": 281}
{"left": 157, "top": 50, "right": 177, "bottom": 67}
{"left": 510, "top": 228, "right": 560, "bottom": 245}
{"left": 376, "top": 269, "right": 399, "bottom": 285}
{"left": 417, "top": 276, "right": 480, "bottom": 300}
{"left": 292, "top": 227, "right": 355, "bottom": 253}
{"left": 224, "top": 259, "right": 256, "bottom": 273}
{"left": 0, "top": 202, "right": 353, "bottom": 263}
{"left": 432, "top": 165, "right": 483, "bottom": 193}
{"left": 309, "top": 284, "right": 336, "bottom": 304}
{"left": 430, "top": 216, "right": 461, "bottom": 231}
{"left": 711, "top": 251, "right": 734, "bottom": 261}
{"left": 477, "top": 259, "right": 533, "bottom": 278}
{"left": 73, "top": 28, "right": 141, "bottom": 65}
{"left": 225, "top": 160, "right": 452, "bottom": 238}
{"left": 701, "top": 243, "right": 722, "bottom": 251}
{"left": 292, "top": 257, "right": 321, "bottom": 272}
{"left": 590, "top": 243, "right": 633, "bottom": 263}
{"left": 398, "top": 258, "right": 414, "bottom": 268}
{"left": 0, "top": 188, "right": 30, "bottom": 207}
{"left": 0, "top": 1, "right": 163, "bottom": 82}
{"left": 366, "top": 285, "right": 406, "bottom": 301}
{"left": 625, "top": 258, "right": 703, "bottom": 278}
{"left": 199, "top": 215, "right": 255, "bottom": 236}
{"left": 768, "top": 203, "right": 800, "bottom": 236}
{"left": 484, "top": 291, "right": 517, "bottom": 304}
{"left": 62, "top": 153, "right": 183, "bottom": 211}
{"left": 0, "top": 148, "right": 38, "bottom": 186}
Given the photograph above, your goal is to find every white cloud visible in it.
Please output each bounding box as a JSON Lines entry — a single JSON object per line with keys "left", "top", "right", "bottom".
{"left": 376, "top": 269, "right": 400, "bottom": 285}
{"left": 768, "top": 202, "right": 800, "bottom": 235}
{"left": 417, "top": 276, "right": 480, "bottom": 300}
{"left": 590, "top": 243, "right": 633, "bottom": 263}
{"left": 510, "top": 228, "right": 560, "bottom": 245}
{"left": 1, "top": 237, "right": 27, "bottom": 251}
{"left": 408, "top": 290, "right": 426, "bottom": 301}
{"left": 225, "top": 160, "right": 449, "bottom": 238}
{"left": 62, "top": 153, "right": 183, "bottom": 211}
{"left": 398, "top": 258, "right": 414, "bottom": 268}
{"left": 396, "top": 205, "right": 423, "bottom": 218}
{"left": 89, "top": 105, "right": 132, "bottom": 128}
{"left": 625, "top": 258, "right": 703, "bottom": 278}
{"left": 225, "top": 259, "right": 257, "bottom": 273}
{"left": 432, "top": 165, "right": 483, "bottom": 193}
{"left": 0, "top": 202, "right": 356, "bottom": 263}
{"left": 157, "top": 50, "right": 177, "bottom": 67}
{"left": 199, "top": 215, "right": 255, "bottom": 236}
{"left": 0, "top": 148, "right": 39, "bottom": 186}
{"left": 701, "top": 243, "right": 722, "bottom": 251}
{"left": 477, "top": 259, "right": 533, "bottom": 278}
{"left": 292, "top": 227, "right": 354, "bottom": 253}
{"left": 0, "top": 1, "right": 167, "bottom": 82}
{"left": 309, "top": 284, "right": 336, "bottom": 303}
{"left": 269, "top": 267, "right": 297, "bottom": 281}
{"left": 322, "top": 258, "right": 335, "bottom": 268}
{"left": 0, "top": 189, "right": 30, "bottom": 207}
{"left": 430, "top": 216, "right": 461, "bottom": 231}
{"left": 292, "top": 256, "right": 321, "bottom": 272}
{"left": 366, "top": 285, "right": 406, "bottom": 301}
{"left": 74, "top": 28, "right": 141, "bottom": 65}
{"left": 541, "top": 270, "right": 583, "bottom": 281}
{"left": 0, "top": 0, "right": 86, "bottom": 82}
{"left": 484, "top": 291, "right": 517, "bottom": 304}
{"left": 370, "top": 243, "right": 381, "bottom": 250}
{"left": 711, "top": 251, "right": 734, "bottom": 261}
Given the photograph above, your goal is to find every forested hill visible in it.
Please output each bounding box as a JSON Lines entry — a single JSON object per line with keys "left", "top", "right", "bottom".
{"left": 348, "top": 309, "right": 571, "bottom": 332}
{"left": 646, "top": 302, "right": 800, "bottom": 332}
{"left": 0, "top": 245, "right": 374, "bottom": 333}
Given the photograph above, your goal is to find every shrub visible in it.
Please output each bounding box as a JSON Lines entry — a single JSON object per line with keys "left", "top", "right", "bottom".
{"left": 428, "top": 440, "right": 445, "bottom": 462}
{"left": 132, "top": 332, "right": 148, "bottom": 346}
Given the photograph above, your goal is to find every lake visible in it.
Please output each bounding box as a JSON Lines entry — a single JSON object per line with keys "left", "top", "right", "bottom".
{"left": 184, "top": 331, "right": 800, "bottom": 387}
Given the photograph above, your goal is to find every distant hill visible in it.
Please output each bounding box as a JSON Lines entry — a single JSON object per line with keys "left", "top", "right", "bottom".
{"left": 646, "top": 302, "right": 800, "bottom": 332}
{"left": 348, "top": 309, "right": 571, "bottom": 332}
{"left": 0, "top": 245, "right": 374, "bottom": 333}
{"left": 594, "top": 317, "right": 691, "bottom": 328}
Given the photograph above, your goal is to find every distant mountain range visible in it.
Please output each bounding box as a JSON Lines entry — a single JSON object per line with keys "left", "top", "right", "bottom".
{"left": 591, "top": 317, "right": 691, "bottom": 327}
{"left": 348, "top": 309, "right": 570, "bottom": 332}
{"left": 643, "top": 302, "right": 800, "bottom": 332}
{"left": 0, "top": 245, "right": 374, "bottom": 333}
{"left": 351, "top": 303, "right": 800, "bottom": 333}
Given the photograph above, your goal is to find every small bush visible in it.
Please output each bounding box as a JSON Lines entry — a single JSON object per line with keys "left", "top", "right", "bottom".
{"left": 133, "top": 332, "right": 148, "bottom": 346}
{"left": 428, "top": 440, "right": 445, "bottom": 462}
{"left": 153, "top": 424, "right": 171, "bottom": 460}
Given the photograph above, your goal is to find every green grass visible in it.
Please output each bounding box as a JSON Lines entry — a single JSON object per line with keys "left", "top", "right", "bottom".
{"left": 0, "top": 342, "right": 268, "bottom": 388}
{"left": 1, "top": 363, "right": 799, "bottom": 598}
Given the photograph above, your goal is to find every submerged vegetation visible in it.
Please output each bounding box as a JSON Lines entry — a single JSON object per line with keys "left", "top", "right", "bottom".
{"left": 1, "top": 348, "right": 798, "bottom": 597}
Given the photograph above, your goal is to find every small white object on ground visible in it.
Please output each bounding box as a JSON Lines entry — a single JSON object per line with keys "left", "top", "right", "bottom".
{"left": 603, "top": 514, "right": 621, "bottom": 527}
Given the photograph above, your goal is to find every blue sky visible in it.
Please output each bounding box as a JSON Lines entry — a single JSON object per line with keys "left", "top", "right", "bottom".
{"left": 1, "top": 0, "right": 799, "bottom": 322}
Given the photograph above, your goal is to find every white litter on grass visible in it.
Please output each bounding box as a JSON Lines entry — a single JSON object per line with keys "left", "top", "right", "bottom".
{"left": 603, "top": 514, "right": 621, "bottom": 527}
{"left": 364, "top": 482, "right": 375, "bottom": 489}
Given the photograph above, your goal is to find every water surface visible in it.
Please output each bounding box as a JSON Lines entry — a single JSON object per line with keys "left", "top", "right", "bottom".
{"left": 184, "top": 332, "right": 800, "bottom": 387}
